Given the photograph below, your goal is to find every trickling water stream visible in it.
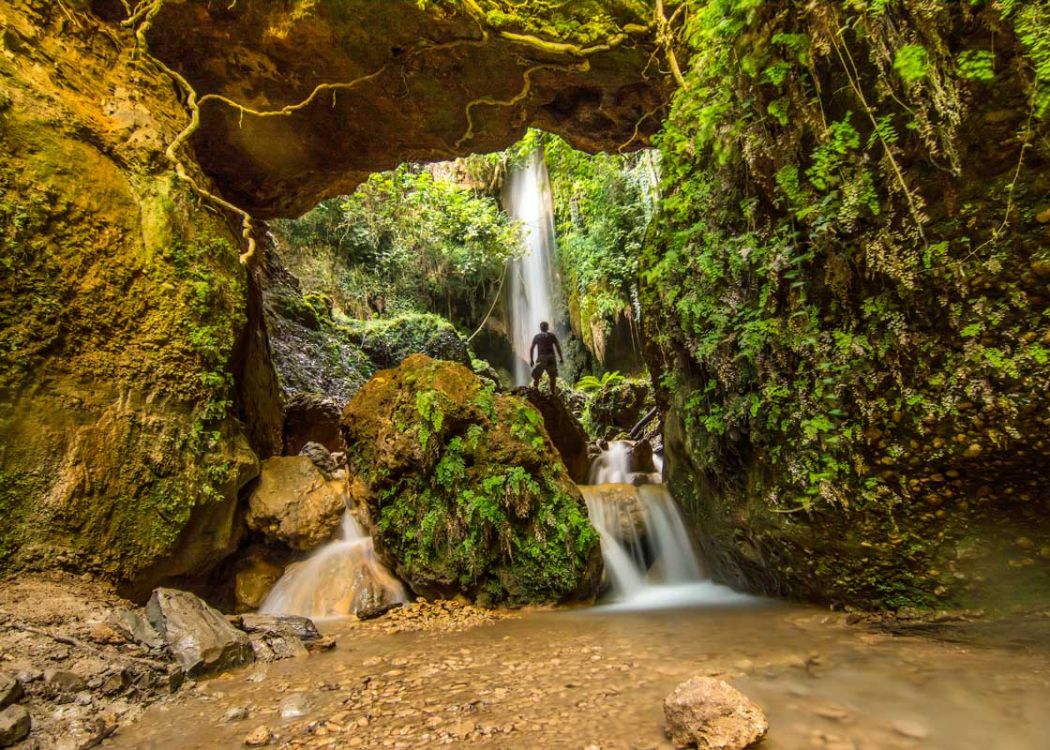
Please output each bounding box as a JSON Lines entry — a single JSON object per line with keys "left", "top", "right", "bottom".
{"left": 502, "top": 148, "right": 562, "bottom": 385}
{"left": 582, "top": 441, "right": 751, "bottom": 611}
{"left": 261, "top": 512, "right": 407, "bottom": 619}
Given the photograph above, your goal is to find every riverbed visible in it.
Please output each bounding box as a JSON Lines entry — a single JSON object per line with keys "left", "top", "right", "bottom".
{"left": 103, "top": 598, "right": 1050, "bottom": 750}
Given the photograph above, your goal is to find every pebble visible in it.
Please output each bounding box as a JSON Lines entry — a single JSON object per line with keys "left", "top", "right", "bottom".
{"left": 892, "top": 719, "right": 930, "bottom": 740}
{"left": 244, "top": 725, "right": 273, "bottom": 746}
{"left": 224, "top": 707, "right": 250, "bottom": 722}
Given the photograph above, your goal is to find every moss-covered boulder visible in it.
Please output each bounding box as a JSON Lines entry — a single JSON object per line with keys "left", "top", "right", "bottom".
{"left": 341, "top": 355, "right": 602, "bottom": 606}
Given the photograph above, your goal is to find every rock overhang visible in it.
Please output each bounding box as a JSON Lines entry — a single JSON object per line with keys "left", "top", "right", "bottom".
{"left": 142, "top": 0, "right": 673, "bottom": 218}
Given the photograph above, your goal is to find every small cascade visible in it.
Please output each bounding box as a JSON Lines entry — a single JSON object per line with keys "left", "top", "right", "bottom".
{"left": 261, "top": 511, "right": 407, "bottom": 620}
{"left": 503, "top": 148, "right": 562, "bottom": 385}
{"left": 582, "top": 442, "right": 752, "bottom": 610}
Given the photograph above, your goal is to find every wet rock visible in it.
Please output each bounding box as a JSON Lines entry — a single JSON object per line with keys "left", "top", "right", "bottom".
{"left": 106, "top": 608, "right": 166, "bottom": 650}
{"left": 513, "top": 387, "right": 591, "bottom": 483}
{"left": 246, "top": 456, "right": 346, "bottom": 551}
{"left": 352, "top": 569, "right": 402, "bottom": 620}
{"left": 146, "top": 588, "right": 254, "bottom": 677}
{"left": 0, "top": 673, "right": 22, "bottom": 710}
{"left": 232, "top": 547, "right": 287, "bottom": 613}
{"left": 237, "top": 614, "right": 320, "bottom": 662}
{"left": 342, "top": 355, "right": 601, "bottom": 605}
{"left": 224, "top": 707, "right": 250, "bottom": 722}
{"left": 0, "top": 704, "right": 30, "bottom": 747}
{"left": 283, "top": 393, "right": 343, "bottom": 455}
{"left": 244, "top": 725, "right": 273, "bottom": 747}
{"left": 298, "top": 441, "right": 341, "bottom": 479}
{"left": 663, "top": 677, "right": 768, "bottom": 750}
{"left": 580, "top": 485, "right": 650, "bottom": 551}
{"left": 627, "top": 439, "right": 656, "bottom": 474}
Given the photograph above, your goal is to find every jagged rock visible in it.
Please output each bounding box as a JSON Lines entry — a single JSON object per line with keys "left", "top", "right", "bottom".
{"left": 0, "top": 674, "right": 21, "bottom": 710}
{"left": 351, "top": 570, "right": 401, "bottom": 621}
{"left": 106, "top": 608, "right": 166, "bottom": 650}
{"left": 246, "top": 457, "right": 346, "bottom": 551}
{"left": 0, "top": 704, "right": 30, "bottom": 747}
{"left": 513, "top": 387, "right": 591, "bottom": 483}
{"left": 342, "top": 355, "right": 602, "bottom": 605}
{"left": 663, "top": 677, "right": 768, "bottom": 750}
{"left": 299, "top": 441, "right": 341, "bottom": 479}
{"left": 237, "top": 615, "right": 317, "bottom": 662}
{"left": 283, "top": 394, "right": 343, "bottom": 455}
{"left": 146, "top": 589, "right": 254, "bottom": 677}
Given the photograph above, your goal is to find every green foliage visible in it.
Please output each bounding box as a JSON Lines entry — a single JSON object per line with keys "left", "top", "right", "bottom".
{"left": 893, "top": 44, "right": 929, "bottom": 83}
{"left": 541, "top": 133, "right": 658, "bottom": 362}
{"left": 575, "top": 370, "right": 625, "bottom": 393}
{"left": 271, "top": 163, "right": 519, "bottom": 327}
{"left": 643, "top": 0, "right": 1050, "bottom": 607}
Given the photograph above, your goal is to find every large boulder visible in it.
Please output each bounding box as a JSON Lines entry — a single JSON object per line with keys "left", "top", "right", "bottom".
{"left": 513, "top": 387, "right": 591, "bottom": 483}
{"left": 341, "top": 355, "right": 602, "bottom": 605}
{"left": 146, "top": 589, "right": 254, "bottom": 677}
{"left": 232, "top": 546, "right": 288, "bottom": 613}
{"left": 246, "top": 457, "right": 346, "bottom": 551}
{"left": 663, "top": 677, "right": 768, "bottom": 750}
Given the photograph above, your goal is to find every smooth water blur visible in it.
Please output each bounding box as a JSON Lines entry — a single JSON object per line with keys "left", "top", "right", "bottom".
{"left": 260, "top": 511, "right": 407, "bottom": 619}
{"left": 503, "top": 148, "right": 561, "bottom": 385}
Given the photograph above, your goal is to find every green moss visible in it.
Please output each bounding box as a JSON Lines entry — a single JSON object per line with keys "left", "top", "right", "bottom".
{"left": 344, "top": 355, "right": 600, "bottom": 606}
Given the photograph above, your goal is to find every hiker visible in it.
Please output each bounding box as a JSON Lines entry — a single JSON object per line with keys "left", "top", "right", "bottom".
{"left": 529, "top": 321, "right": 564, "bottom": 394}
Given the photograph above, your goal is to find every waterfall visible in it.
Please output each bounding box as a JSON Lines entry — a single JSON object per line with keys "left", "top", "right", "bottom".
{"left": 582, "top": 441, "right": 753, "bottom": 611}
{"left": 503, "top": 148, "right": 561, "bottom": 385}
{"left": 261, "top": 511, "right": 407, "bottom": 620}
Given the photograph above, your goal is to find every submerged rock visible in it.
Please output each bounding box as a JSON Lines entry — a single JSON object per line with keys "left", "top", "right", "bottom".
{"left": 342, "top": 354, "right": 602, "bottom": 606}
{"left": 246, "top": 457, "right": 346, "bottom": 551}
{"left": 663, "top": 677, "right": 768, "bottom": 750}
{"left": 146, "top": 589, "right": 254, "bottom": 677}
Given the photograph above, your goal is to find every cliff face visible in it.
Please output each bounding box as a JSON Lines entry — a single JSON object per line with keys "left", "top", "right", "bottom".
{"left": 643, "top": 1, "right": 1050, "bottom": 610}
{"left": 0, "top": 1, "right": 266, "bottom": 592}
{"left": 0, "top": 0, "right": 668, "bottom": 592}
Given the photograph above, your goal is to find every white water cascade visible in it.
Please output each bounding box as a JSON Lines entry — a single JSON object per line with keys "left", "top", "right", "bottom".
{"left": 261, "top": 511, "right": 407, "bottom": 620}
{"left": 503, "top": 148, "right": 561, "bottom": 385}
{"left": 582, "top": 441, "right": 753, "bottom": 611}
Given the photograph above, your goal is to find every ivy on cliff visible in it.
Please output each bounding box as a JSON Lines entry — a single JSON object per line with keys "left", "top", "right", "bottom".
{"left": 644, "top": 0, "right": 1050, "bottom": 606}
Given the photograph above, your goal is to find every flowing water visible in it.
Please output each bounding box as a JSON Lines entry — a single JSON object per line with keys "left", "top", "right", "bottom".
{"left": 582, "top": 441, "right": 751, "bottom": 612}
{"left": 106, "top": 604, "right": 1050, "bottom": 750}
{"left": 502, "top": 148, "right": 561, "bottom": 385}
{"left": 108, "top": 455, "right": 1050, "bottom": 749}
{"left": 261, "top": 512, "right": 407, "bottom": 619}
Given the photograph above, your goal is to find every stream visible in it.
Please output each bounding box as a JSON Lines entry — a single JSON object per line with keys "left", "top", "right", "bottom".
{"left": 104, "top": 443, "right": 1050, "bottom": 749}
{"left": 103, "top": 601, "right": 1050, "bottom": 750}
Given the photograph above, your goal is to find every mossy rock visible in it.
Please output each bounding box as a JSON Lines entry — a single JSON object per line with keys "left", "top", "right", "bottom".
{"left": 341, "top": 354, "right": 602, "bottom": 606}
{"left": 587, "top": 378, "right": 655, "bottom": 439}
{"left": 342, "top": 314, "right": 471, "bottom": 370}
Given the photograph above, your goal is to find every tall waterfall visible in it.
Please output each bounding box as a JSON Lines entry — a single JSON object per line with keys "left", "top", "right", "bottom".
{"left": 582, "top": 441, "right": 753, "bottom": 611}
{"left": 503, "top": 148, "right": 561, "bottom": 385}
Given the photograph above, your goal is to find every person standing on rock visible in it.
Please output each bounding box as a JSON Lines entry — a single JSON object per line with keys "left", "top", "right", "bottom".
{"left": 529, "top": 321, "right": 564, "bottom": 394}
